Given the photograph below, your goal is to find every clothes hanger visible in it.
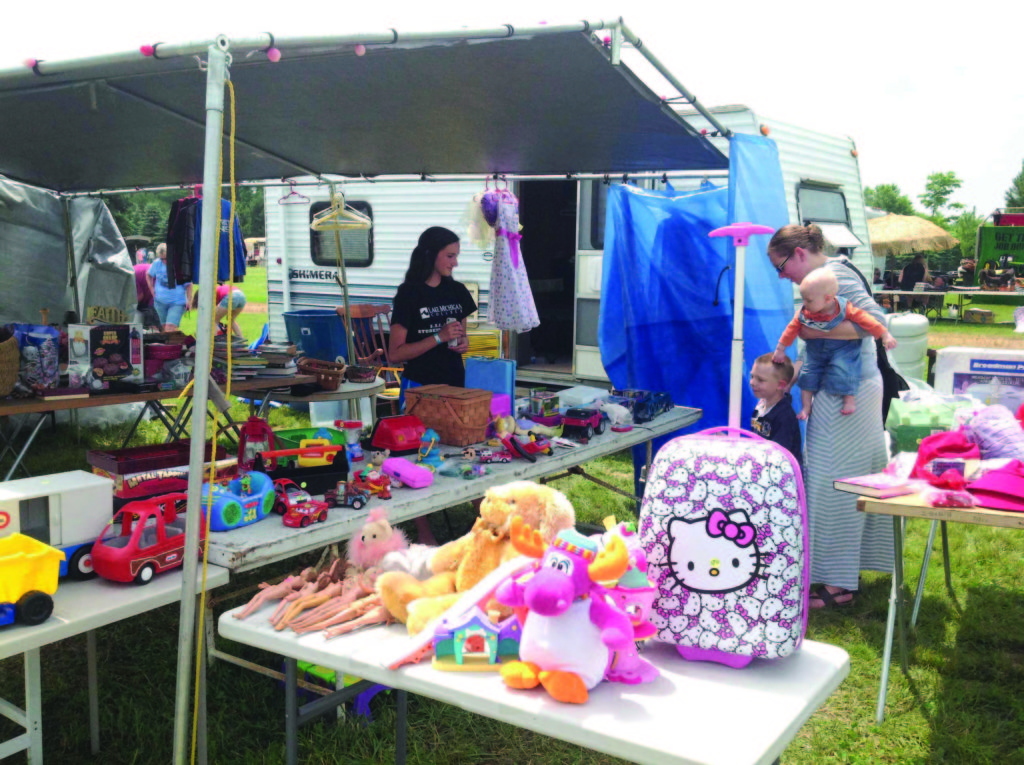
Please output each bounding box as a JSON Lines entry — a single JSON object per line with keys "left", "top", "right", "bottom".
{"left": 310, "top": 191, "right": 372, "bottom": 231}
{"left": 278, "top": 180, "right": 310, "bottom": 206}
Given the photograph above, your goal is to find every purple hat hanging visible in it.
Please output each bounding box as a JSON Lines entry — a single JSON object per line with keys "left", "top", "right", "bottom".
{"left": 480, "top": 189, "right": 501, "bottom": 227}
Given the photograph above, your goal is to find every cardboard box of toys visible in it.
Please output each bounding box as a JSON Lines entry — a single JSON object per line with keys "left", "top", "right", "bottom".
{"left": 67, "top": 323, "right": 144, "bottom": 391}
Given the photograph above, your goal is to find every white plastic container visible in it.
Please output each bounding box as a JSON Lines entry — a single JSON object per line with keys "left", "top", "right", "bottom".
{"left": 887, "top": 313, "right": 929, "bottom": 381}
{"left": 557, "top": 385, "right": 611, "bottom": 408}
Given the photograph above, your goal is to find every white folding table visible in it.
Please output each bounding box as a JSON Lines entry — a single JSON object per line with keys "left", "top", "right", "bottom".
{"left": 220, "top": 605, "right": 850, "bottom": 765}
{"left": 0, "top": 566, "right": 230, "bottom": 763}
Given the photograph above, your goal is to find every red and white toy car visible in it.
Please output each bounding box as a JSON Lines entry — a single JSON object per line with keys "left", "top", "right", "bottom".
{"left": 477, "top": 447, "right": 513, "bottom": 464}
{"left": 91, "top": 493, "right": 205, "bottom": 585}
{"left": 273, "top": 479, "right": 330, "bottom": 528}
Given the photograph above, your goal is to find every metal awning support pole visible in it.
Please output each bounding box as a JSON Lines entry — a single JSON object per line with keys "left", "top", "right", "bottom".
{"left": 172, "top": 36, "right": 229, "bottom": 765}
{"left": 617, "top": 21, "right": 732, "bottom": 139}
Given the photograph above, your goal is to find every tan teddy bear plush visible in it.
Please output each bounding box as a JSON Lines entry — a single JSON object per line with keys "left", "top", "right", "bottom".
{"left": 376, "top": 480, "right": 575, "bottom": 634}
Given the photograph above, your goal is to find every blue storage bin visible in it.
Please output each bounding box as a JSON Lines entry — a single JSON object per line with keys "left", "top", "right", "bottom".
{"left": 465, "top": 357, "right": 516, "bottom": 402}
{"left": 282, "top": 309, "right": 350, "bottom": 363}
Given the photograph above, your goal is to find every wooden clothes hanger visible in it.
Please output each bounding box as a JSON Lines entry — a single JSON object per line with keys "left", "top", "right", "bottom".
{"left": 310, "top": 192, "right": 372, "bottom": 232}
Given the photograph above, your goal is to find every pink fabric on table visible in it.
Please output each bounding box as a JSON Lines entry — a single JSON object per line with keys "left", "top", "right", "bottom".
{"left": 912, "top": 430, "right": 980, "bottom": 482}
{"left": 967, "top": 460, "right": 1024, "bottom": 512}
{"left": 489, "top": 393, "right": 512, "bottom": 419}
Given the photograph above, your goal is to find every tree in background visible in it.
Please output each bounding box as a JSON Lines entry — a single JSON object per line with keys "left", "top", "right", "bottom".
{"left": 951, "top": 208, "right": 985, "bottom": 262}
{"left": 864, "top": 183, "right": 916, "bottom": 215}
{"left": 106, "top": 186, "right": 266, "bottom": 245}
{"left": 1006, "top": 161, "right": 1024, "bottom": 209}
{"left": 918, "top": 171, "right": 964, "bottom": 223}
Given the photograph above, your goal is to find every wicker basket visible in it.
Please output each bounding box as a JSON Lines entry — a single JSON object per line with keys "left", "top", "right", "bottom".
{"left": 403, "top": 385, "right": 493, "bottom": 446}
{"left": 345, "top": 365, "right": 377, "bottom": 384}
{"left": 0, "top": 331, "right": 18, "bottom": 397}
{"left": 297, "top": 357, "right": 347, "bottom": 391}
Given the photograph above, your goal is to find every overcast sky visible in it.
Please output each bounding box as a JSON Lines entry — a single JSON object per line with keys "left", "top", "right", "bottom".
{"left": 6, "top": 0, "right": 1021, "bottom": 214}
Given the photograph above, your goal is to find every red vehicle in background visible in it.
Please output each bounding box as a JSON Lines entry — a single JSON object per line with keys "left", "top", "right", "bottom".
{"left": 561, "top": 407, "right": 606, "bottom": 440}
{"left": 273, "top": 479, "right": 330, "bottom": 528}
{"left": 91, "top": 493, "right": 205, "bottom": 585}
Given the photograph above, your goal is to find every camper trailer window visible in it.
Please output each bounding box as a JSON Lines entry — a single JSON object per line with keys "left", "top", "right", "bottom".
{"left": 309, "top": 201, "right": 375, "bottom": 268}
{"left": 797, "top": 185, "right": 850, "bottom": 226}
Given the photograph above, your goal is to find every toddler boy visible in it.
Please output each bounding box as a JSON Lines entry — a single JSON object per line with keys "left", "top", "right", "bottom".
{"left": 773, "top": 267, "right": 896, "bottom": 418}
{"left": 750, "top": 353, "right": 802, "bottom": 472}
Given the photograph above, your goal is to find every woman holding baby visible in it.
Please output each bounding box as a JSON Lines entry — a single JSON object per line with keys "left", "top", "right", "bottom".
{"left": 766, "top": 224, "right": 893, "bottom": 608}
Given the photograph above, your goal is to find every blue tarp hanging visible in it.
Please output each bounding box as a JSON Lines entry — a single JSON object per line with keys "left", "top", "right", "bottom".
{"left": 599, "top": 134, "right": 793, "bottom": 492}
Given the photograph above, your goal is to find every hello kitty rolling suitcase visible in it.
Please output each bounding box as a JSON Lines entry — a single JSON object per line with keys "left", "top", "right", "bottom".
{"left": 638, "top": 427, "right": 808, "bottom": 667}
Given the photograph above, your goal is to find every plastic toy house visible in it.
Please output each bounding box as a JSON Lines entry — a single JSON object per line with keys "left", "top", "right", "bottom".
{"left": 606, "top": 568, "right": 658, "bottom": 640}
{"left": 432, "top": 606, "right": 521, "bottom": 671}
{"left": 0, "top": 534, "right": 65, "bottom": 626}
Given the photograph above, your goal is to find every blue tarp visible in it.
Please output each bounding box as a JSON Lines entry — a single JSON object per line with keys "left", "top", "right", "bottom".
{"left": 599, "top": 134, "right": 793, "bottom": 492}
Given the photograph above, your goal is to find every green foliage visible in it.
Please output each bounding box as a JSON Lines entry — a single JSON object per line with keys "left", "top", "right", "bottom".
{"left": 1005, "top": 160, "right": 1024, "bottom": 209}
{"left": 864, "top": 183, "right": 916, "bottom": 215}
{"left": 951, "top": 208, "right": 986, "bottom": 261}
{"left": 918, "top": 171, "right": 964, "bottom": 220}
{"left": 104, "top": 186, "right": 266, "bottom": 244}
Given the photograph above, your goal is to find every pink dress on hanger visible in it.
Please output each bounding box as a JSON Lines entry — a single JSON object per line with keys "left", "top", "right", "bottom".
{"left": 489, "top": 191, "right": 540, "bottom": 333}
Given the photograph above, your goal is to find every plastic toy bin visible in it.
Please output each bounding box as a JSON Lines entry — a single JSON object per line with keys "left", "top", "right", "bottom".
{"left": 283, "top": 309, "right": 350, "bottom": 363}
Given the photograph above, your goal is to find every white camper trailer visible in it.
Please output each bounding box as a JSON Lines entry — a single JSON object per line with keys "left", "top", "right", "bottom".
{"left": 265, "top": 105, "right": 873, "bottom": 386}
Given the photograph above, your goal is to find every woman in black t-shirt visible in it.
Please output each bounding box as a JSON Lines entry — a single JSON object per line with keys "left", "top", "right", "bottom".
{"left": 389, "top": 227, "right": 477, "bottom": 401}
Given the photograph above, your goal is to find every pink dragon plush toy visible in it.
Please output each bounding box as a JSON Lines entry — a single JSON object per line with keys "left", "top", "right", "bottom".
{"left": 495, "top": 517, "right": 656, "bottom": 704}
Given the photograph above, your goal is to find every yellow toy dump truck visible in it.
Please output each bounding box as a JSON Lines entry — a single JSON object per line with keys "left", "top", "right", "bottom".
{"left": 0, "top": 534, "right": 66, "bottom": 627}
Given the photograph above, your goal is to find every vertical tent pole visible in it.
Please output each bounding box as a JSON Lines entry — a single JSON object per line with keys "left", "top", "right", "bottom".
{"left": 172, "top": 36, "right": 229, "bottom": 765}
{"left": 709, "top": 223, "right": 774, "bottom": 429}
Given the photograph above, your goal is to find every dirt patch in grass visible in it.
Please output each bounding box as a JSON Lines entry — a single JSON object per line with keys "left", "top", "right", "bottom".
{"left": 930, "top": 331, "right": 1024, "bottom": 350}
{"left": 243, "top": 302, "right": 267, "bottom": 314}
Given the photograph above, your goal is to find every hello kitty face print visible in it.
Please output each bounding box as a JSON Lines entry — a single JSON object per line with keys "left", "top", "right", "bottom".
{"left": 668, "top": 510, "right": 763, "bottom": 594}
{"left": 638, "top": 429, "right": 809, "bottom": 662}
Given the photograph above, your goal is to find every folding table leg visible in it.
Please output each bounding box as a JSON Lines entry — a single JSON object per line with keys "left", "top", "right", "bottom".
{"left": 396, "top": 689, "right": 408, "bottom": 765}
{"left": 165, "top": 399, "right": 194, "bottom": 442}
{"left": 911, "top": 520, "right": 939, "bottom": 629}
{"left": 87, "top": 630, "right": 100, "bottom": 754}
{"left": 940, "top": 521, "right": 954, "bottom": 596}
{"left": 25, "top": 648, "right": 42, "bottom": 764}
{"left": 4, "top": 413, "right": 48, "bottom": 482}
{"left": 876, "top": 560, "right": 899, "bottom": 723}
{"left": 893, "top": 517, "right": 908, "bottom": 673}
{"left": 119, "top": 401, "right": 152, "bottom": 448}
{"left": 285, "top": 658, "right": 298, "bottom": 765}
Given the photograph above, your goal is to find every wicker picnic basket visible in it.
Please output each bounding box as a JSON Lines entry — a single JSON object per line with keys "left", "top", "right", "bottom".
{"left": 403, "top": 385, "right": 493, "bottom": 446}
{"left": 0, "top": 329, "right": 18, "bottom": 397}
{"left": 297, "top": 357, "right": 347, "bottom": 391}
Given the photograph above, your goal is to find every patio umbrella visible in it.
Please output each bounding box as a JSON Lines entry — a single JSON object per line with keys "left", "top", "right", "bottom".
{"left": 867, "top": 214, "right": 958, "bottom": 258}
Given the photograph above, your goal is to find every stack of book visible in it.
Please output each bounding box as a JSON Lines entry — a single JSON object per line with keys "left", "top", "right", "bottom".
{"left": 213, "top": 337, "right": 267, "bottom": 381}
{"left": 253, "top": 342, "right": 299, "bottom": 380}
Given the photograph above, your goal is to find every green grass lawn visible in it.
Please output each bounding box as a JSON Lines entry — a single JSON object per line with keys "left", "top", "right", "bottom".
{"left": 178, "top": 266, "right": 268, "bottom": 342}
{"left": 2, "top": 292, "right": 1024, "bottom": 763}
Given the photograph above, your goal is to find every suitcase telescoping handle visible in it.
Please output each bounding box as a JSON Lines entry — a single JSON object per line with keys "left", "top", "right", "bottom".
{"left": 692, "top": 426, "right": 766, "bottom": 442}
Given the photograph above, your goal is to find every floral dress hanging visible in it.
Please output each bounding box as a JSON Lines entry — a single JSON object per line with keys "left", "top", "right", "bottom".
{"left": 488, "top": 190, "right": 540, "bottom": 333}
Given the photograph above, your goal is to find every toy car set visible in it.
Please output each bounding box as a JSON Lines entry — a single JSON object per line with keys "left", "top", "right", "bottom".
{"left": 273, "top": 479, "right": 331, "bottom": 527}
{"left": 561, "top": 407, "right": 606, "bottom": 440}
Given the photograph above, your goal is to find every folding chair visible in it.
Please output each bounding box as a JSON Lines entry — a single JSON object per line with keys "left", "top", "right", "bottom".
{"left": 337, "top": 304, "right": 402, "bottom": 416}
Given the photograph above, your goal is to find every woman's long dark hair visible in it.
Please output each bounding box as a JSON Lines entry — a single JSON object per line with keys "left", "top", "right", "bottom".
{"left": 401, "top": 226, "right": 460, "bottom": 286}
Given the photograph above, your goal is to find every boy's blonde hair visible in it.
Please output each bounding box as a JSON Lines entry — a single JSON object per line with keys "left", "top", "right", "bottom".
{"left": 799, "top": 267, "right": 838, "bottom": 301}
{"left": 754, "top": 352, "right": 795, "bottom": 384}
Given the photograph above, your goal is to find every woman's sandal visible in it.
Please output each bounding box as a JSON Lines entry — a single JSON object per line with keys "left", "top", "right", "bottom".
{"left": 809, "top": 585, "right": 855, "bottom": 609}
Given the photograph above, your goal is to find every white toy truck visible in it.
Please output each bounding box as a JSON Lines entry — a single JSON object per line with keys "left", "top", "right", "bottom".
{"left": 0, "top": 470, "right": 114, "bottom": 580}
